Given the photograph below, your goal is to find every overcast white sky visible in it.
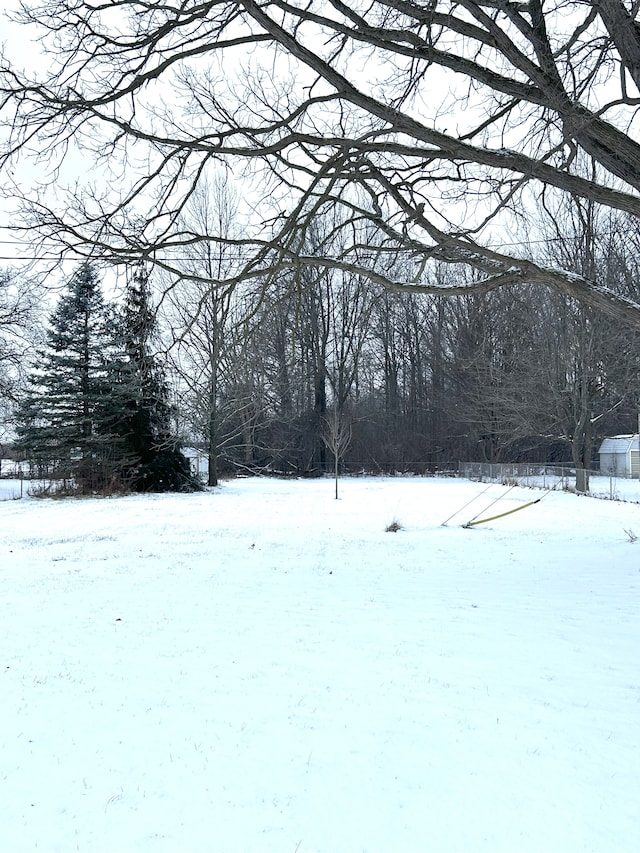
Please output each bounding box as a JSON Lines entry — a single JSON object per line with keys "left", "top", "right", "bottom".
{"left": 1, "top": 4, "right": 42, "bottom": 265}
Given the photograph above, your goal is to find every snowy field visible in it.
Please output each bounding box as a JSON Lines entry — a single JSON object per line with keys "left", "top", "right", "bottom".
{"left": 1, "top": 476, "right": 639, "bottom": 853}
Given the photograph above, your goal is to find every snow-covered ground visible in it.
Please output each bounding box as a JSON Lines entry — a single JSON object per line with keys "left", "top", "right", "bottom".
{"left": 1, "top": 476, "right": 639, "bottom": 853}
{"left": 0, "top": 479, "right": 26, "bottom": 501}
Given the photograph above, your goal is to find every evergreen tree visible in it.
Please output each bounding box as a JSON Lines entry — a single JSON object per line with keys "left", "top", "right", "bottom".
{"left": 16, "top": 262, "right": 195, "bottom": 494}
{"left": 15, "top": 263, "right": 116, "bottom": 491}
{"left": 111, "top": 264, "right": 194, "bottom": 492}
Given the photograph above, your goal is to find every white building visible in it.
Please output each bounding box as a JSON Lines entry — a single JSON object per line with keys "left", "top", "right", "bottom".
{"left": 182, "top": 447, "right": 209, "bottom": 481}
{"left": 598, "top": 435, "right": 640, "bottom": 478}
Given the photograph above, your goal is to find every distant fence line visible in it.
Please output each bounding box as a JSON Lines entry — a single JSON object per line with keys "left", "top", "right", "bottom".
{"left": 1, "top": 458, "right": 635, "bottom": 503}
{"left": 342, "top": 460, "right": 632, "bottom": 500}
{"left": 458, "top": 461, "right": 577, "bottom": 487}
{"left": 343, "top": 460, "right": 585, "bottom": 486}
{"left": 0, "top": 459, "right": 622, "bottom": 484}
{"left": 457, "top": 462, "right": 634, "bottom": 501}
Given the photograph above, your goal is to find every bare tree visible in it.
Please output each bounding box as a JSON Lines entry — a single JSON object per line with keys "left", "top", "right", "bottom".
{"left": 3, "top": 2, "right": 640, "bottom": 324}
{"left": 0, "top": 267, "right": 40, "bottom": 441}
{"left": 322, "top": 405, "right": 352, "bottom": 499}
{"left": 440, "top": 195, "right": 640, "bottom": 488}
{"left": 162, "top": 173, "right": 241, "bottom": 486}
{"left": 531, "top": 196, "right": 640, "bottom": 491}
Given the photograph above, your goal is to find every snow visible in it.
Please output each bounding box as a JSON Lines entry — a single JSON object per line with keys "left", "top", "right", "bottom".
{"left": 1, "top": 476, "right": 639, "bottom": 853}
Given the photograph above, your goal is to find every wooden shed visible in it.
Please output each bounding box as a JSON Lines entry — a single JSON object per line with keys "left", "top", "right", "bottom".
{"left": 598, "top": 435, "right": 640, "bottom": 478}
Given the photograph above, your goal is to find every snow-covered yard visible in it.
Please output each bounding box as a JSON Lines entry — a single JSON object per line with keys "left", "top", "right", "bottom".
{"left": 0, "top": 480, "right": 25, "bottom": 501}
{"left": 1, "top": 476, "right": 639, "bottom": 853}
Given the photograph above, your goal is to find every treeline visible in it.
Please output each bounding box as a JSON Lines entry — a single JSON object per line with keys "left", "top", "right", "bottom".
{"left": 163, "top": 192, "right": 640, "bottom": 489}
{"left": 167, "top": 274, "right": 640, "bottom": 487}
{"left": 4, "top": 194, "right": 640, "bottom": 494}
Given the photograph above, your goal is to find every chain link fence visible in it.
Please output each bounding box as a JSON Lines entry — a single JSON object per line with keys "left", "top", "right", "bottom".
{"left": 458, "top": 461, "right": 640, "bottom": 502}
{"left": 3, "top": 457, "right": 640, "bottom": 502}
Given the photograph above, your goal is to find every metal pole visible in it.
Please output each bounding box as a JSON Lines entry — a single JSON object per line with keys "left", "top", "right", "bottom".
{"left": 465, "top": 498, "right": 541, "bottom": 528}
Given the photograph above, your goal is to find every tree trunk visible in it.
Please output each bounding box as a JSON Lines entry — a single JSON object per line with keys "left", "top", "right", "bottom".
{"left": 207, "top": 374, "right": 218, "bottom": 487}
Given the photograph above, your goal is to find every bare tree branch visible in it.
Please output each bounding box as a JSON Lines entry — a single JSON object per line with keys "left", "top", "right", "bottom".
{"left": 2, "top": 0, "right": 640, "bottom": 323}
